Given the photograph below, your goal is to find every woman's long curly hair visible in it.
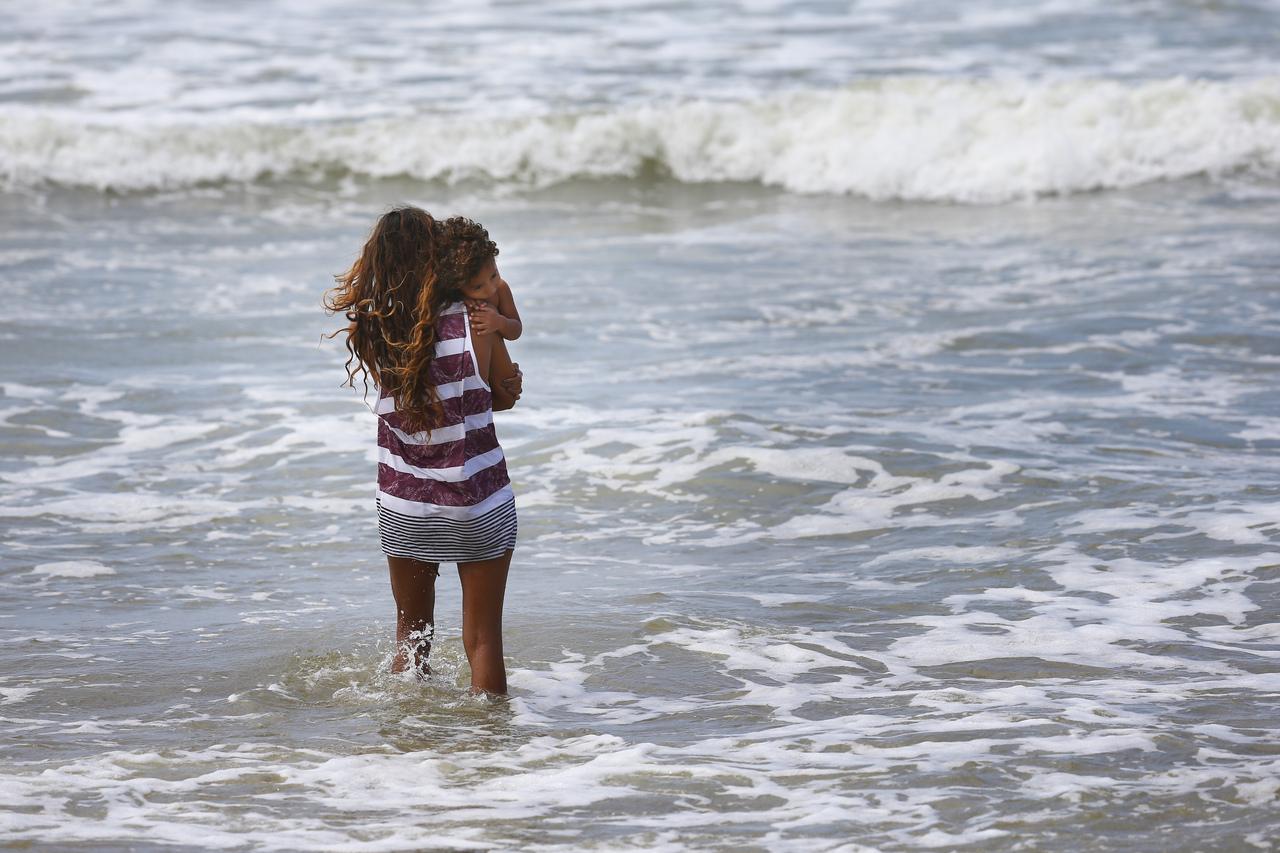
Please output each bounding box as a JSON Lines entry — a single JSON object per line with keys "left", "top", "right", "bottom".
{"left": 323, "top": 206, "right": 498, "bottom": 434}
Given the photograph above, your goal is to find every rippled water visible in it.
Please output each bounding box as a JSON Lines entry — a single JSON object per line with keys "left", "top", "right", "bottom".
{"left": 3, "top": 1, "right": 1280, "bottom": 850}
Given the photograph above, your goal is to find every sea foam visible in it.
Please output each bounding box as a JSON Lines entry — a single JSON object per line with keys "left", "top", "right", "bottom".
{"left": 31, "top": 561, "right": 115, "bottom": 578}
{"left": 3, "top": 76, "right": 1278, "bottom": 202}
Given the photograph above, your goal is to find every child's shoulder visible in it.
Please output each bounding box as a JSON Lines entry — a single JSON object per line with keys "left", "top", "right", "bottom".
{"left": 489, "top": 279, "right": 513, "bottom": 304}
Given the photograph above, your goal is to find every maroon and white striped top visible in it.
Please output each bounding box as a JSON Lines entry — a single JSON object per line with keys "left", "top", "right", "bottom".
{"left": 374, "top": 302, "right": 513, "bottom": 521}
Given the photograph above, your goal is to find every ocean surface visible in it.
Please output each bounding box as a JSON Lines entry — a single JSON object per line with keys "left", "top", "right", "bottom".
{"left": 2, "top": 1, "right": 1279, "bottom": 850}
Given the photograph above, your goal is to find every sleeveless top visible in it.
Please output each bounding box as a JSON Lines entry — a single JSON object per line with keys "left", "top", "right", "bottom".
{"left": 373, "top": 301, "right": 517, "bottom": 562}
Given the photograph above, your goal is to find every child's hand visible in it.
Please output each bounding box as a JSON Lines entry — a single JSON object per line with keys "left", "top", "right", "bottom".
{"left": 467, "top": 300, "right": 502, "bottom": 336}
{"left": 501, "top": 364, "right": 522, "bottom": 401}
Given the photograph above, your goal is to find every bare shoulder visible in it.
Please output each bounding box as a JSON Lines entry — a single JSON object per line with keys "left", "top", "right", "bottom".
{"left": 497, "top": 279, "right": 517, "bottom": 309}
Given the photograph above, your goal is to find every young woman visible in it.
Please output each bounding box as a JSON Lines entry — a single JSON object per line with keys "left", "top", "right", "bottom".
{"left": 325, "top": 207, "right": 522, "bottom": 696}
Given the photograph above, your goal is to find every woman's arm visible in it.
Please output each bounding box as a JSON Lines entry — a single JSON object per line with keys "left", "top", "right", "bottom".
{"left": 495, "top": 281, "right": 522, "bottom": 341}
{"left": 487, "top": 335, "right": 522, "bottom": 411}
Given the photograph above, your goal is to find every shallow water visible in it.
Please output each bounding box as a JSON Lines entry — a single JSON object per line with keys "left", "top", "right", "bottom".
{"left": 3, "top": 1, "right": 1280, "bottom": 850}
{"left": 3, "top": 175, "right": 1278, "bottom": 850}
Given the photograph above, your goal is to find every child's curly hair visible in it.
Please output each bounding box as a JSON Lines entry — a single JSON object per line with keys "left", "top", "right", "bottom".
{"left": 323, "top": 207, "right": 499, "bottom": 433}
{"left": 437, "top": 216, "right": 499, "bottom": 297}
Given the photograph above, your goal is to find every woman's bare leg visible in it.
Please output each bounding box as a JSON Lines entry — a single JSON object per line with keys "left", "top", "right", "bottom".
{"left": 387, "top": 556, "right": 439, "bottom": 676}
{"left": 458, "top": 549, "right": 512, "bottom": 695}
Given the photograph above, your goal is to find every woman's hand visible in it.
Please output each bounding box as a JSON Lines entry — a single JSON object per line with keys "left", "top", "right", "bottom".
{"left": 467, "top": 300, "right": 502, "bottom": 336}
{"left": 500, "top": 364, "right": 522, "bottom": 402}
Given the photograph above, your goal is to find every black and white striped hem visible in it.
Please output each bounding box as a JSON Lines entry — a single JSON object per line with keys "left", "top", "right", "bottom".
{"left": 377, "top": 496, "right": 517, "bottom": 564}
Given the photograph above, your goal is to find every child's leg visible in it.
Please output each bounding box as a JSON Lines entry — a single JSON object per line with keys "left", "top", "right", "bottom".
{"left": 458, "top": 549, "right": 512, "bottom": 695}
{"left": 387, "top": 556, "right": 439, "bottom": 676}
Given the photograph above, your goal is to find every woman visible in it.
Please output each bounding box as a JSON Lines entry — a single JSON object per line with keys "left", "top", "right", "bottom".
{"left": 325, "top": 207, "right": 522, "bottom": 696}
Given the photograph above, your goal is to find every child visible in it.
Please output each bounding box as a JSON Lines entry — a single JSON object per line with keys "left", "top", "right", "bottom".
{"left": 460, "top": 261, "right": 522, "bottom": 342}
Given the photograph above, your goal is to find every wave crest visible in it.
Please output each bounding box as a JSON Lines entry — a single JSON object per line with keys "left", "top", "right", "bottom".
{"left": 4, "top": 76, "right": 1279, "bottom": 202}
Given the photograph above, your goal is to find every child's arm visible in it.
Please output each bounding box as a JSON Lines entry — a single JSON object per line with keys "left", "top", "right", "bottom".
{"left": 467, "top": 281, "right": 522, "bottom": 340}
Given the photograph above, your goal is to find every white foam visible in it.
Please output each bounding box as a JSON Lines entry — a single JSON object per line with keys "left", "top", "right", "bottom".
{"left": 3, "top": 612, "right": 1277, "bottom": 850}
{"left": 0, "top": 687, "right": 40, "bottom": 705}
{"left": 866, "top": 546, "right": 1021, "bottom": 567}
{"left": 4, "top": 76, "right": 1278, "bottom": 201}
{"left": 1, "top": 493, "right": 250, "bottom": 533}
{"left": 0, "top": 383, "right": 49, "bottom": 400}
{"left": 1236, "top": 777, "right": 1280, "bottom": 806}
{"left": 772, "top": 460, "right": 1019, "bottom": 540}
{"left": 889, "top": 545, "right": 1278, "bottom": 673}
{"left": 31, "top": 561, "right": 116, "bottom": 578}
{"left": 734, "top": 592, "right": 815, "bottom": 607}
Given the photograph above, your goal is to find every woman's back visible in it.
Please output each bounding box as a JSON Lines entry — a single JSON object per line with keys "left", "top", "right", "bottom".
{"left": 375, "top": 300, "right": 516, "bottom": 560}
{"left": 327, "top": 207, "right": 518, "bottom": 694}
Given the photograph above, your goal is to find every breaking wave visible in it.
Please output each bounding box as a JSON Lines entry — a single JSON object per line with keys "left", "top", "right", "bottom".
{"left": 3, "top": 75, "right": 1279, "bottom": 202}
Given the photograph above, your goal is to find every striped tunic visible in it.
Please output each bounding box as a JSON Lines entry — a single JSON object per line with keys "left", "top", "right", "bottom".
{"left": 374, "top": 301, "right": 517, "bottom": 563}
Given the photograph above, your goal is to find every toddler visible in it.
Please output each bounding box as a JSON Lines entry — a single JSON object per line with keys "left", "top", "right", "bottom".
{"left": 460, "top": 260, "right": 522, "bottom": 342}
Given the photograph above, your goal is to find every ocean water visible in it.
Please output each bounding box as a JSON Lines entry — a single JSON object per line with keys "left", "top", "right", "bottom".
{"left": 2, "top": 1, "right": 1279, "bottom": 850}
